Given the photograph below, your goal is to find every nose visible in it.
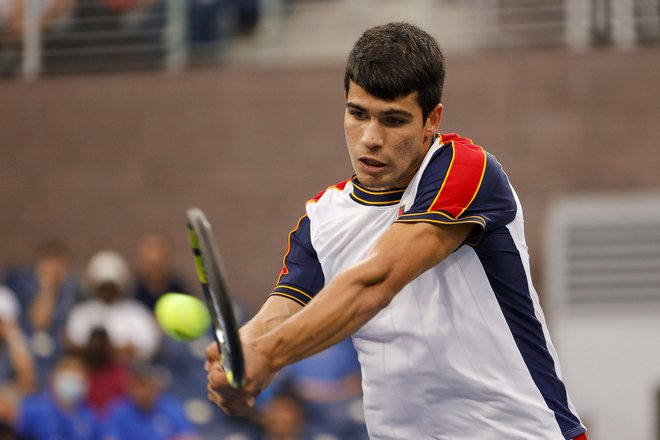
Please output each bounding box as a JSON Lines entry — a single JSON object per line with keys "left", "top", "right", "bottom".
{"left": 361, "top": 119, "right": 384, "bottom": 150}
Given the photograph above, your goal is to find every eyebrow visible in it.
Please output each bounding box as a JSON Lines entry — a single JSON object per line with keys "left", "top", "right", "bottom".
{"left": 346, "top": 102, "right": 414, "bottom": 119}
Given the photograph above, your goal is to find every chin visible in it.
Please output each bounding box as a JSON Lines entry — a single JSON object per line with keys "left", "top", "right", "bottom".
{"left": 355, "top": 171, "right": 397, "bottom": 190}
{"left": 361, "top": 179, "right": 390, "bottom": 191}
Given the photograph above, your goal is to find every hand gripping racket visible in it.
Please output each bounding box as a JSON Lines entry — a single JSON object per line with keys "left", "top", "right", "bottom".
{"left": 186, "top": 208, "right": 246, "bottom": 388}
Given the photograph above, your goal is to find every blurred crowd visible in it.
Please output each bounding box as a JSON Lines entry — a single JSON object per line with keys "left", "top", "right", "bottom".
{"left": 0, "top": 0, "right": 260, "bottom": 75}
{"left": 0, "top": 235, "right": 368, "bottom": 440}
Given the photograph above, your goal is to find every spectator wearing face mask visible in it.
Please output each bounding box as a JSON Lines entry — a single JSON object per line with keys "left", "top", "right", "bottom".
{"left": 14, "top": 354, "right": 105, "bottom": 440}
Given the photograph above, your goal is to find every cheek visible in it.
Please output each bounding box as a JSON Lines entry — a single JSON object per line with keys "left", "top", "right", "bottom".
{"left": 344, "top": 119, "right": 360, "bottom": 141}
{"left": 344, "top": 123, "right": 362, "bottom": 154}
{"left": 392, "top": 135, "right": 420, "bottom": 161}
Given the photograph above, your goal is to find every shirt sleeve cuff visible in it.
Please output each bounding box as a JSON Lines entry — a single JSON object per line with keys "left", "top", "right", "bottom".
{"left": 395, "top": 211, "right": 487, "bottom": 246}
{"left": 269, "top": 284, "right": 315, "bottom": 306}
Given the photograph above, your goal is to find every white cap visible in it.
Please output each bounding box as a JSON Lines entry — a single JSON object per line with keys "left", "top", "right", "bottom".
{"left": 86, "top": 250, "right": 133, "bottom": 295}
{"left": 0, "top": 285, "right": 20, "bottom": 322}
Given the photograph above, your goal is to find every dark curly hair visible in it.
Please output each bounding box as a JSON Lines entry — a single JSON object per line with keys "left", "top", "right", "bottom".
{"left": 344, "top": 22, "right": 446, "bottom": 121}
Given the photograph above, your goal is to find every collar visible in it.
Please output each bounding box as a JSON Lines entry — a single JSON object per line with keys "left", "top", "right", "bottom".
{"left": 349, "top": 177, "right": 405, "bottom": 206}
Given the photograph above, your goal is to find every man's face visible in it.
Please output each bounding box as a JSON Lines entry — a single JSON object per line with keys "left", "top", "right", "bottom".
{"left": 344, "top": 82, "right": 441, "bottom": 190}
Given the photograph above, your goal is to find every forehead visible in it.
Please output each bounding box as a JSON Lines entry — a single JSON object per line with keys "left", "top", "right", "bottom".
{"left": 346, "top": 81, "right": 422, "bottom": 115}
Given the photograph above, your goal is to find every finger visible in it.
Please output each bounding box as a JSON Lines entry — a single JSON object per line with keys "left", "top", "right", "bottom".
{"left": 207, "top": 366, "right": 230, "bottom": 390}
{"left": 204, "top": 358, "right": 222, "bottom": 372}
{"left": 207, "top": 371, "right": 250, "bottom": 401}
{"left": 204, "top": 341, "right": 220, "bottom": 361}
{"left": 207, "top": 386, "right": 226, "bottom": 408}
{"left": 207, "top": 387, "right": 252, "bottom": 416}
{"left": 207, "top": 378, "right": 250, "bottom": 402}
{"left": 224, "top": 403, "right": 252, "bottom": 417}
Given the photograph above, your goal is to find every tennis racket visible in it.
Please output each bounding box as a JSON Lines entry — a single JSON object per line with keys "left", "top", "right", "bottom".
{"left": 186, "top": 208, "right": 246, "bottom": 388}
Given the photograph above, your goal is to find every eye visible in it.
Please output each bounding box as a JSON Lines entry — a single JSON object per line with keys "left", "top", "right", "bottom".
{"left": 349, "top": 110, "right": 368, "bottom": 121}
{"left": 382, "top": 117, "right": 407, "bottom": 127}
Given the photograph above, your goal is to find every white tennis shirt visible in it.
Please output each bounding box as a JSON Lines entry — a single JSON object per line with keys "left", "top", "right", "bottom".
{"left": 271, "top": 134, "right": 585, "bottom": 439}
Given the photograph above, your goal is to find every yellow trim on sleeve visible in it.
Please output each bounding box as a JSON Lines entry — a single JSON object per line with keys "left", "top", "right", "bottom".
{"left": 427, "top": 141, "right": 456, "bottom": 216}
{"left": 269, "top": 292, "right": 307, "bottom": 306}
{"left": 276, "top": 284, "right": 313, "bottom": 301}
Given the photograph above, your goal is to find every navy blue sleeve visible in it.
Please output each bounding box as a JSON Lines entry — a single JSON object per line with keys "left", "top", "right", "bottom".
{"left": 270, "top": 215, "right": 324, "bottom": 306}
{"left": 396, "top": 134, "right": 517, "bottom": 246}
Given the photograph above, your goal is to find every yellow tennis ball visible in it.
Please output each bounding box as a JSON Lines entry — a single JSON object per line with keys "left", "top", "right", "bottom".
{"left": 155, "top": 293, "right": 211, "bottom": 341}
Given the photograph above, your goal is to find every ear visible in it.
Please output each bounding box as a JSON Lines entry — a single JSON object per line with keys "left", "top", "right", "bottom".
{"left": 424, "top": 104, "right": 443, "bottom": 136}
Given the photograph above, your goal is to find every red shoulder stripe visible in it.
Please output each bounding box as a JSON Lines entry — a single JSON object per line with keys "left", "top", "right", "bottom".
{"left": 308, "top": 179, "right": 350, "bottom": 204}
{"left": 428, "top": 139, "right": 487, "bottom": 219}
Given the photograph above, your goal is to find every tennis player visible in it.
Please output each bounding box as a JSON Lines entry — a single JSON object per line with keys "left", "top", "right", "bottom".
{"left": 206, "top": 22, "right": 587, "bottom": 440}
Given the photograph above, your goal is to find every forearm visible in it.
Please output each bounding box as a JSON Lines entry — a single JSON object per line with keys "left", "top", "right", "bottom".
{"left": 252, "top": 222, "right": 473, "bottom": 373}
{"left": 5, "top": 327, "right": 36, "bottom": 393}
{"left": 254, "top": 256, "right": 395, "bottom": 371}
{"left": 239, "top": 296, "right": 303, "bottom": 342}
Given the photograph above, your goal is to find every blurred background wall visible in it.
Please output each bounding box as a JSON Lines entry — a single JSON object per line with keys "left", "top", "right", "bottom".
{"left": 2, "top": 0, "right": 660, "bottom": 438}
{"left": 2, "top": 48, "right": 659, "bottom": 311}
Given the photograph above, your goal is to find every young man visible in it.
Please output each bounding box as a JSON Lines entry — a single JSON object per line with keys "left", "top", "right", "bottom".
{"left": 206, "top": 22, "right": 587, "bottom": 439}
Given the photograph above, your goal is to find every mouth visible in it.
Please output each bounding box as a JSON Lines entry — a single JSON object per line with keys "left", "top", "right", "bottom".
{"left": 358, "top": 157, "right": 387, "bottom": 170}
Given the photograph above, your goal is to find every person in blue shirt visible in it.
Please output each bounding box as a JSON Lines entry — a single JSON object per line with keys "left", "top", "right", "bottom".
{"left": 15, "top": 354, "right": 105, "bottom": 440}
{"left": 105, "top": 362, "right": 198, "bottom": 440}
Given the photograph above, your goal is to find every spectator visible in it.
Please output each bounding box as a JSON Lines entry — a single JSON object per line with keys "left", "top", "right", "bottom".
{"left": 0, "top": 418, "right": 21, "bottom": 440}
{"left": 3, "top": 240, "right": 79, "bottom": 385}
{"left": 0, "top": 0, "right": 20, "bottom": 41}
{"left": 0, "top": 286, "right": 35, "bottom": 395}
{"left": 134, "top": 232, "right": 188, "bottom": 311}
{"left": 258, "top": 389, "right": 309, "bottom": 440}
{"left": 81, "top": 327, "right": 129, "bottom": 418}
{"left": 2, "top": 0, "right": 75, "bottom": 36}
{"left": 105, "top": 361, "right": 199, "bottom": 440}
{"left": 72, "top": 0, "right": 159, "bottom": 39}
{"left": 15, "top": 354, "right": 105, "bottom": 440}
{"left": 0, "top": 286, "right": 35, "bottom": 439}
{"left": 0, "top": 0, "right": 20, "bottom": 76}
{"left": 188, "top": 0, "right": 259, "bottom": 43}
{"left": 65, "top": 250, "right": 161, "bottom": 361}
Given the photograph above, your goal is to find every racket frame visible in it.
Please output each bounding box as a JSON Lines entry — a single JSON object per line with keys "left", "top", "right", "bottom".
{"left": 186, "top": 208, "right": 246, "bottom": 388}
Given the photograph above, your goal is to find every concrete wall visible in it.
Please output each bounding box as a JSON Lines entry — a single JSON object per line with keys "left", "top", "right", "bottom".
{"left": 2, "top": 47, "right": 660, "bottom": 315}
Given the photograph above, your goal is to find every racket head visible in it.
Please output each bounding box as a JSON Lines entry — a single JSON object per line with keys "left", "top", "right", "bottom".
{"left": 186, "top": 208, "right": 245, "bottom": 388}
